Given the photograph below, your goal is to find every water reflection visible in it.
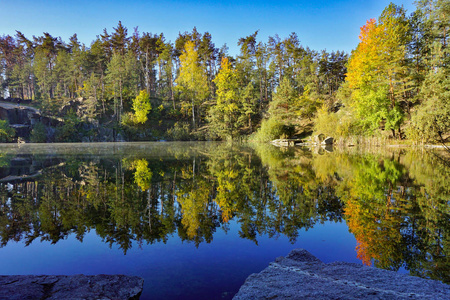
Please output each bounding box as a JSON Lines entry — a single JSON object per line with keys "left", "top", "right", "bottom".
{"left": 0, "top": 143, "right": 448, "bottom": 284}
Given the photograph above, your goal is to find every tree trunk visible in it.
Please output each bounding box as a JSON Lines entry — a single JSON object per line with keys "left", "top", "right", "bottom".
{"left": 192, "top": 100, "right": 196, "bottom": 130}
{"left": 145, "top": 51, "right": 150, "bottom": 95}
{"left": 119, "top": 80, "right": 123, "bottom": 122}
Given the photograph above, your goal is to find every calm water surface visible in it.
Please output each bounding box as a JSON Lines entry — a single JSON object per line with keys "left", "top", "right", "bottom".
{"left": 0, "top": 142, "right": 448, "bottom": 299}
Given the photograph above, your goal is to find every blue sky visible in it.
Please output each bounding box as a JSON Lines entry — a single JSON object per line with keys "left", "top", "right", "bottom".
{"left": 1, "top": 0, "right": 415, "bottom": 55}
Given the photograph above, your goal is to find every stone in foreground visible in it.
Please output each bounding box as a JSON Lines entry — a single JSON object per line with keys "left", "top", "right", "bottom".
{"left": 233, "top": 249, "right": 450, "bottom": 300}
{"left": 0, "top": 274, "right": 143, "bottom": 300}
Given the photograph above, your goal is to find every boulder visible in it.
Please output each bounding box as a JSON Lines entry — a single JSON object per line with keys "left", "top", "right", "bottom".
{"left": 0, "top": 274, "right": 144, "bottom": 300}
{"left": 233, "top": 249, "right": 450, "bottom": 299}
{"left": 321, "top": 136, "right": 334, "bottom": 145}
{"left": 322, "top": 144, "right": 333, "bottom": 152}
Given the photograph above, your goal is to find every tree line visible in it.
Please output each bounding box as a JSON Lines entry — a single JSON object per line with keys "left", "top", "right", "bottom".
{"left": 0, "top": 20, "right": 346, "bottom": 141}
{"left": 0, "top": 0, "right": 448, "bottom": 143}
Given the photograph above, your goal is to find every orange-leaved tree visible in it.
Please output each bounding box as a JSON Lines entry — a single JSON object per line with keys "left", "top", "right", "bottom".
{"left": 346, "top": 4, "right": 412, "bottom": 137}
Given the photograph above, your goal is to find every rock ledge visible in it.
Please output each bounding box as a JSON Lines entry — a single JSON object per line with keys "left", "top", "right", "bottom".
{"left": 233, "top": 249, "right": 450, "bottom": 299}
{"left": 0, "top": 274, "right": 144, "bottom": 300}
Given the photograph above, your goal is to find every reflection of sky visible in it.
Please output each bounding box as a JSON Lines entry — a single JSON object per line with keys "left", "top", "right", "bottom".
{"left": 0, "top": 219, "right": 361, "bottom": 300}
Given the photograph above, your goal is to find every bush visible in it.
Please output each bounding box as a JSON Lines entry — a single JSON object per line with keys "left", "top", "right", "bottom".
{"left": 252, "top": 118, "right": 284, "bottom": 142}
{"left": 30, "top": 122, "right": 47, "bottom": 143}
{"left": 55, "top": 111, "right": 80, "bottom": 142}
{"left": 55, "top": 122, "right": 78, "bottom": 142}
{"left": 166, "top": 122, "right": 191, "bottom": 141}
{"left": 0, "top": 120, "right": 15, "bottom": 142}
{"left": 121, "top": 112, "right": 135, "bottom": 127}
{"left": 313, "top": 105, "right": 360, "bottom": 138}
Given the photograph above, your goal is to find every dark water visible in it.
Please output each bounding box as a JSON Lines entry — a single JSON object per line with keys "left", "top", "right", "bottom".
{"left": 0, "top": 142, "right": 448, "bottom": 299}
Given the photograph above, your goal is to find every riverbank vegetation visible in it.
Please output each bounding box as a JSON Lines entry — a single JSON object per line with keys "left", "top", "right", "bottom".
{"left": 0, "top": 1, "right": 448, "bottom": 143}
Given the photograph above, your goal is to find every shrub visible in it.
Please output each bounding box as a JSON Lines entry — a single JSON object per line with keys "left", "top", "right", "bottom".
{"left": 0, "top": 120, "right": 15, "bottom": 142}
{"left": 55, "top": 111, "right": 80, "bottom": 142}
{"left": 166, "top": 122, "right": 191, "bottom": 141}
{"left": 252, "top": 118, "right": 284, "bottom": 142}
{"left": 313, "top": 105, "right": 360, "bottom": 138}
{"left": 30, "top": 122, "right": 47, "bottom": 143}
{"left": 121, "top": 112, "right": 135, "bottom": 127}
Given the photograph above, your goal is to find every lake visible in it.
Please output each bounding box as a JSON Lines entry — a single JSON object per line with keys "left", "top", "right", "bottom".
{"left": 0, "top": 142, "right": 448, "bottom": 299}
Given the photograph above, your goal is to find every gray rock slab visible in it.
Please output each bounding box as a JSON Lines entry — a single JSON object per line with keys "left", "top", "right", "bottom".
{"left": 0, "top": 274, "right": 143, "bottom": 300}
{"left": 233, "top": 249, "right": 450, "bottom": 300}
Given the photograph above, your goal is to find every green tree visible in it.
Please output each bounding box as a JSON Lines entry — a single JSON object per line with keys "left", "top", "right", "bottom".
{"left": 68, "top": 34, "right": 86, "bottom": 99}
{"left": 87, "top": 37, "right": 109, "bottom": 114}
{"left": 410, "top": 61, "right": 450, "bottom": 142}
{"left": 236, "top": 32, "right": 260, "bottom": 132}
{"left": 110, "top": 21, "right": 130, "bottom": 55}
{"left": 239, "top": 82, "right": 258, "bottom": 133}
{"left": 265, "top": 77, "right": 300, "bottom": 138}
{"left": 106, "top": 51, "right": 138, "bottom": 121}
{"left": 53, "top": 49, "right": 71, "bottom": 98}
{"left": 408, "top": 0, "right": 450, "bottom": 143}
{"left": 33, "top": 33, "right": 65, "bottom": 101}
{"left": 55, "top": 111, "right": 80, "bottom": 142}
{"left": 136, "top": 32, "right": 161, "bottom": 96}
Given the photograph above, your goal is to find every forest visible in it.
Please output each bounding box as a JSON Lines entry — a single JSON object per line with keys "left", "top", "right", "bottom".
{"left": 0, "top": 0, "right": 448, "bottom": 143}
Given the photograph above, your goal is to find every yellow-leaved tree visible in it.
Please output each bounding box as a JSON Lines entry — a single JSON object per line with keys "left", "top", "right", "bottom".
{"left": 346, "top": 4, "right": 411, "bottom": 137}
{"left": 175, "top": 41, "right": 209, "bottom": 130}
{"left": 208, "top": 57, "right": 242, "bottom": 140}
{"left": 132, "top": 90, "right": 152, "bottom": 124}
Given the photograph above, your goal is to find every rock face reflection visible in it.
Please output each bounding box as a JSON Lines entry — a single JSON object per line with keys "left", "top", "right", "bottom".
{"left": 0, "top": 144, "right": 448, "bottom": 284}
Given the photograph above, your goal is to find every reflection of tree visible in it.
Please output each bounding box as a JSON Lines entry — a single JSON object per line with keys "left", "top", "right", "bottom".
{"left": 0, "top": 183, "right": 37, "bottom": 246}
{"left": 0, "top": 158, "right": 177, "bottom": 254}
{"left": 0, "top": 153, "right": 10, "bottom": 168}
{"left": 312, "top": 149, "right": 449, "bottom": 283}
{"left": 400, "top": 151, "right": 450, "bottom": 283}
{"left": 207, "top": 146, "right": 249, "bottom": 223}
{"left": 176, "top": 167, "right": 217, "bottom": 243}
{"left": 344, "top": 158, "right": 406, "bottom": 269}
{"left": 0, "top": 146, "right": 447, "bottom": 284}
{"left": 130, "top": 159, "right": 153, "bottom": 191}
{"left": 0, "top": 146, "right": 345, "bottom": 253}
{"left": 252, "top": 144, "right": 344, "bottom": 242}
